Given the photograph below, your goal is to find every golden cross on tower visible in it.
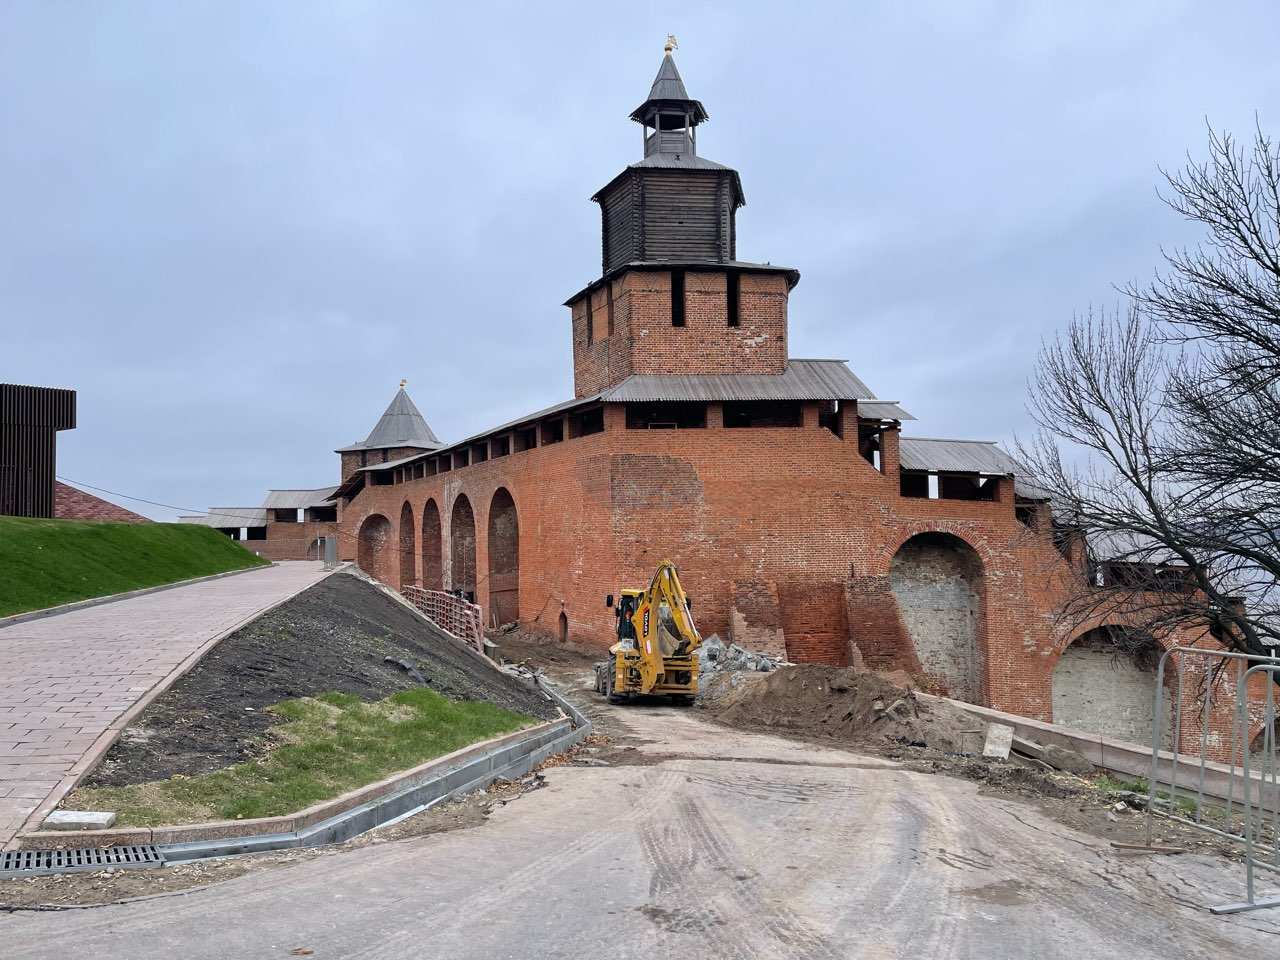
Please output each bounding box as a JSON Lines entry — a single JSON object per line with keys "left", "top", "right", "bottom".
{"left": 664, "top": 34, "right": 678, "bottom": 54}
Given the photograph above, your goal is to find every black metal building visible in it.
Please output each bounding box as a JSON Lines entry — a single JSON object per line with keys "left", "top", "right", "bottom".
{"left": 0, "top": 383, "right": 76, "bottom": 518}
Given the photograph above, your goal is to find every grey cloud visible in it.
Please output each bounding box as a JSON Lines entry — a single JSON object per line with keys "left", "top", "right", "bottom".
{"left": 2, "top": 1, "right": 1276, "bottom": 516}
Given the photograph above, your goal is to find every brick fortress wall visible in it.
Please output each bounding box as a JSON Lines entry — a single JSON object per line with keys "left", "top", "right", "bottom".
{"left": 339, "top": 394, "right": 1112, "bottom": 723}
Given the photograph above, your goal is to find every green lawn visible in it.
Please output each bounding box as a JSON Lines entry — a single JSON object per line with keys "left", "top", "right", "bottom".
{"left": 69, "top": 689, "right": 532, "bottom": 825}
{"left": 0, "top": 517, "right": 270, "bottom": 617}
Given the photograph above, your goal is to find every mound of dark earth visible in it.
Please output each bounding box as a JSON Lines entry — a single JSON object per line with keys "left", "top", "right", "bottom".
{"left": 705, "top": 664, "right": 985, "bottom": 754}
{"left": 84, "top": 571, "right": 557, "bottom": 787}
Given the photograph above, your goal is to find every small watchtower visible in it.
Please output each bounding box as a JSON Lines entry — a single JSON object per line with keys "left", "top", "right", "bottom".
{"left": 592, "top": 37, "right": 744, "bottom": 273}
{"left": 566, "top": 40, "right": 799, "bottom": 397}
{"left": 335, "top": 382, "right": 443, "bottom": 482}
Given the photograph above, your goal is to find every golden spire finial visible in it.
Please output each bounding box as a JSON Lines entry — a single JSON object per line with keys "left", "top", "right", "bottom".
{"left": 399, "top": 378, "right": 407, "bottom": 389}
{"left": 664, "top": 34, "right": 678, "bottom": 54}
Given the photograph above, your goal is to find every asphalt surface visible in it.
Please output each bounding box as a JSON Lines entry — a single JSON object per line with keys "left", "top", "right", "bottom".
{"left": 4, "top": 696, "right": 1279, "bottom": 958}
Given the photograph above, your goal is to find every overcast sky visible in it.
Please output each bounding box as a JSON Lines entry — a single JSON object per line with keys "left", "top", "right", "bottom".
{"left": 3, "top": 2, "right": 1277, "bottom": 520}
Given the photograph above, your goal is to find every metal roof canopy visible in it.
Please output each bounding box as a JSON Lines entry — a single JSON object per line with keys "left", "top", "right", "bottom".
{"left": 601, "top": 360, "right": 874, "bottom": 403}
{"left": 855, "top": 400, "right": 914, "bottom": 422}
{"left": 209, "top": 507, "right": 269, "bottom": 526}
{"left": 356, "top": 451, "right": 434, "bottom": 474}
{"left": 898, "top": 437, "right": 1019, "bottom": 476}
{"left": 1014, "top": 478, "right": 1054, "bottom": 502}
{"left": 353, "top": 360, "right": 891, "bottom": 481}
{"left": 262, "top": 487, "right": 338, "bottom": 509}
{"left": 180, "top": 507, "right": 268, "bottom": 527}
{"left": 356, "top": 394, "right": 605, "bottom": 476}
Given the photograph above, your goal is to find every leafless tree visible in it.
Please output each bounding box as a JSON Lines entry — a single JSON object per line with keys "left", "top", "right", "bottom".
{"left": 1019, "top": 125, "right": 1280, "bottom": 658}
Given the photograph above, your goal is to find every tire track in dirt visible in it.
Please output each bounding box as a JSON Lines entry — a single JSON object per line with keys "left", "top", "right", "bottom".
{"left": 634, "top": 771, "right": 859, "bottom": 960}
{"left": 348, "top": 764, "right": 690, "bottom": 960}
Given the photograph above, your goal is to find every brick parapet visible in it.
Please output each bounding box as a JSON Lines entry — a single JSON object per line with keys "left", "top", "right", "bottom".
{"left": 572, "top": 269, "right": 789, "bottom": 396}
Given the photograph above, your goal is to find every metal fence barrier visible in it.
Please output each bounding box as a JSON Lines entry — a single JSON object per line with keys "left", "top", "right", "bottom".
{"left": 401, "top": 586, "right": 486, "bottom": 655}
{"left": 1146, "top": 646, "right": 1280, "bottom": 914}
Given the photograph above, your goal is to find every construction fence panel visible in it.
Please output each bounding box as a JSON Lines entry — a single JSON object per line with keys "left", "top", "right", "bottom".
{"left": 401, "top": 586, "right": 486, "bottom": 655}
{"left": 1145, "top": 646, "right": 1280, "bottom": 914}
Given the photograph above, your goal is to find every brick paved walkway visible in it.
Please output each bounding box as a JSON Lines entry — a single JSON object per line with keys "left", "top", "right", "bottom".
{"left": 0, "top": 562, "right": 331, "bottom": 847}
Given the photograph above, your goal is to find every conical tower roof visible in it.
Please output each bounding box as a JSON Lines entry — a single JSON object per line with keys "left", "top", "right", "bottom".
{"left": 336, "top": 386, "right": 442, "bottom": 453}
{"left": 629, "top": 49, "right": 708, "bottom": 125}
{"left": 647, "top": 52, "right": 691, "bottom": 101}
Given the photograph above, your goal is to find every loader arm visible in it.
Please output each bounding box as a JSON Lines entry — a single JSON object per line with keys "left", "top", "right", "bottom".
{"left": 628, "top": 560, "right": 701, "bottom": 694}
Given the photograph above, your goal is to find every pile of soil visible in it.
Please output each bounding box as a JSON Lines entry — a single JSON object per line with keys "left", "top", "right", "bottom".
{"left": 702, "top": 664, "right": 1105, "bottom": 802}
{"left": 704, "top": 664, "right": 984, "bottom": 754}
{"left": 83, "top": 571, "right": 558, "bottom": 788}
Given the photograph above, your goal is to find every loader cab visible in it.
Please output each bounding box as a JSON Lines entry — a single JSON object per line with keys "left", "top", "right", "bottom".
{"left": 611, "top": 590, "right": 642, "bottom": 642}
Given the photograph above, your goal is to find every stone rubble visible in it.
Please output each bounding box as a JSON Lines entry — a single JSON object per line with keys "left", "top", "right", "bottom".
{"left": 696, "top": 634, "right": 789, "bottom": 677}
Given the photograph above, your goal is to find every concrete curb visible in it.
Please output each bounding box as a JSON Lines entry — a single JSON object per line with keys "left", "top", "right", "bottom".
{"left": 0, "top": 562, "right": 278, "bottom": 630}
{"left": 17, "top": 678, "right": 594, "bottom": 860}
{"left": 929, "top": 694, "right": 1280, "bottom": 808}
{"left": 5, "top": 564, "right": 346, "bottom": 850}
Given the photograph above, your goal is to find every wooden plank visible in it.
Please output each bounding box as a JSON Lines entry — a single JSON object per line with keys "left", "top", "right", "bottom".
{"left": 1110, "top": 842, "right": 1187, "bottom": 854}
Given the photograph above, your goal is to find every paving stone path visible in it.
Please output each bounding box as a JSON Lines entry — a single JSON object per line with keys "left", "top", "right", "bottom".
{"left": 0, "top": 562, "right": 331, "bottom": 847}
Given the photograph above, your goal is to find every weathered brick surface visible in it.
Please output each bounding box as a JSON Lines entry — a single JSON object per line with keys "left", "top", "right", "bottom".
{"left": 53, "top": 483, "right": 150, "bottom": 523}
{"left": 573, "top": 271, "right": 789, "bottom": 397}
{"left": 340, "top": 446, "right": 430, "bottom": 483}
{"left": 778, "top": 581, "right": 851, "bottom": 667}
{"left": 255, "top": 519, "right": 337, "bottom": 561}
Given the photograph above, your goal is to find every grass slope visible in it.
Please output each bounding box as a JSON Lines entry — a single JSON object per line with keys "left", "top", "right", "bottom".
{"left": 0, "top": 517, "right": 270, "bottom": 617}
{"left": 69, "top": 689, "right": 532, "bottom": 824}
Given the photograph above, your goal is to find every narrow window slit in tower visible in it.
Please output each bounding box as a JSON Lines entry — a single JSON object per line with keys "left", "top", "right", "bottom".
{"left": 671, "top": 270, "right": 686, "bottom": 327}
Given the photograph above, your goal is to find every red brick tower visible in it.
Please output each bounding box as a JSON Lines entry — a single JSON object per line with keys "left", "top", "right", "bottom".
{"left": 566, "top": 44, "right": 798, "bottom": 397}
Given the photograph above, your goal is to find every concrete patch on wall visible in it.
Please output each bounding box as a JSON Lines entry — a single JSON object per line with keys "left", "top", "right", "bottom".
{"left": 889, "top": 533, "right": 983, "bottom": 702}
{"left": 1051, "top": 630, "right": 1166, "bottom": 746}
{"left": 728, "top": 579, "right": 785, "bottom": 657}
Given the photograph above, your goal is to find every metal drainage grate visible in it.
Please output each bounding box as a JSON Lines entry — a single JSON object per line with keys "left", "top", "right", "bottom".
{"left": 0, "top": 844, "right": 165, "bottom": 879}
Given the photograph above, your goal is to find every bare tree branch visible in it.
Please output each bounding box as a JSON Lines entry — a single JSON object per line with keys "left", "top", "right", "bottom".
{"left": 1020, "top": 124, "right": 1280, "bottom": 662}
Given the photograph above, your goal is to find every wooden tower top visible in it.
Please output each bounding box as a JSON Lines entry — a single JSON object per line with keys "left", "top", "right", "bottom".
{"left": 591, "top": 45, "right": 745, "bottom": 276}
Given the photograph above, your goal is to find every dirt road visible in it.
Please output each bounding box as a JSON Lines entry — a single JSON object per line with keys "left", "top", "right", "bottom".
{"left": 4, "top": 687, "right": 1278, "bottom": 957}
